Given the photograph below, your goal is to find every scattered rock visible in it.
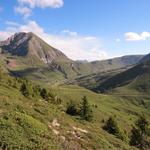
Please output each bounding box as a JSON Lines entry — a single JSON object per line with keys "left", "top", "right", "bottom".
{"left": 60, "top": 136, "right": 66, "bottom": 142}
{"left": 48, "top": 119, "right": 88, "bottom": 145}
{"left": 72, "top": 126, "right": 88, "bottom": 133}
{"left": 48, "top": 118, "right": 61, "bottom": 136}
{"left": 52, "top": 129, "right": 59, "bottom": 135}
{"left": 52, "top": 118, "right": 60, "bottom": 127}
{"left": 0, "top": 109, "right": 4, "bottom": 114}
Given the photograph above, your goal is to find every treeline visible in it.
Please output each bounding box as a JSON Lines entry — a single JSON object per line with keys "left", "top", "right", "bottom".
{"left": 0, "top": 69, "right": 62, "bottom": 104}
{"left": 19, "top": 79, "right": 62, "bottom": 104}
{"left": 0, "top": 66, "right": 62, "bottom": 104}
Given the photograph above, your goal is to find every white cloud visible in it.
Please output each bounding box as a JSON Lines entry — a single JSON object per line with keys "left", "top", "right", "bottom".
{"left": 19, "top": 21, "right": 44, "bottom": 33}
{"left": 0, "top": 20, "right": 107, "bottom": 61}
{"left": 125, "top": 32, "right": 150, "bottom": 41}
{"left": 14, "top": 6, "right": 32, "bottom": 18}
{"left": 17, "top": 0, "right": 64, "bottom": 8}
{"left": 41, "top": 33, "right": 107, "bottom": 61}
{"left": 15, "top": 0, "right": 64, "bottom": 18}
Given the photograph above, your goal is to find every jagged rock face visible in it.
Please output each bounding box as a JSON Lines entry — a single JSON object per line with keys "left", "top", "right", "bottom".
{"left": 0, "top": 32, "right": 69, "bottom": 64}
{"left": 0, "top": 32, "right": 31, "bottom": 56}
{"left": 0, "top": 32, "right": 30, "bottom": 46}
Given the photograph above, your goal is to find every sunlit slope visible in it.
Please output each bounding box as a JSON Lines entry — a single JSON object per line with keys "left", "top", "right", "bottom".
{"left": 1, "top": 69, "right": 149, "bottom": 149}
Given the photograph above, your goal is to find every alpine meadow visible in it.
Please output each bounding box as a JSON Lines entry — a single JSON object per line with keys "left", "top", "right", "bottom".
{"left": 0, "top": 0, "right": 150, "bottom": 150}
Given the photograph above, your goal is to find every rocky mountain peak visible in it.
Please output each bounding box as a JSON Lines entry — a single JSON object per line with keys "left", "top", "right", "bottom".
{"left": 0, "top": 32, "right": 69, "bottom": 64}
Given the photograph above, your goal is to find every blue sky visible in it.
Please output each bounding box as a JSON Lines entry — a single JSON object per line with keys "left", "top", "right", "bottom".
{"left": 0, "top": 0, "right": 150, "bottom": 61}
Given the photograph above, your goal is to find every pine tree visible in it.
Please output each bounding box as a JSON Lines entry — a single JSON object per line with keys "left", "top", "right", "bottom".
{"left": 103, "top": 116, "right": 127, "bottom": 141}
{"left": 66, "top": 101, "right": 78, "bottom": 116}
{"left": 40, "top": 88, "right": 48, "bottom": 99}
{"left": 103, "top": 116, "right": 120, "bottom": 135}
{"left": 80, "top": 96, "right": 93, "bottom": 121}
{"left": 40, "top": 88, "right": 52, "bottom": 101}
{"left": 130, "top": 115, "right": 149, "bottom": 149}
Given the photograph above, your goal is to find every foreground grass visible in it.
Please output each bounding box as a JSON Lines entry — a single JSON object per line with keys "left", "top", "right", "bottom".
{"left": 0, "top": 74, "right": 149, "bottom": 149}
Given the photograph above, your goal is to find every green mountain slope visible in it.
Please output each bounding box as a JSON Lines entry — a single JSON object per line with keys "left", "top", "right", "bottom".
{"left": 0, "top": 66, "right": 149, "bottom": 150}
{"left": 65, "top": 55, "right": 144, "bottom": 91}
{"left": 66, "top": 66, "right": 132, "bottom": 90}
{"left": 93, "top": 53, "right": 150, "bottom": 94}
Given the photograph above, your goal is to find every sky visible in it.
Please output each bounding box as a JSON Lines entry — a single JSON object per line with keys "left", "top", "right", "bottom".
{"left": 0, "top": 0, "right": 150, "bottom": 61}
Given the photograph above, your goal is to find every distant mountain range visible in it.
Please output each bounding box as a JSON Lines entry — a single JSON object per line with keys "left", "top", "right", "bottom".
{"left": 89, "top": 53, "right": 150, "bottom": 94}
{"left": 0, "top": 32, "right": 145, "bottom": 85}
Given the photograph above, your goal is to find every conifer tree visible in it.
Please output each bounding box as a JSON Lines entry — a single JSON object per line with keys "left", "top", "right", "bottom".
{"left": 103, "top": 116, "right": 127, "bottom": 141}
{"left": 66, "top": 101, "right": 78, "bottom": 116}
{"left": 103, "top": 116, "right": 120, "bottom": 135}
{"left": 80, "top": 96, "right": 93, "bottom": 121}
{"left": 40, "top": 88, "right": 48, "bottom": 99}
{"left": 130, "top": 115, "right": 149, "bottom": 149}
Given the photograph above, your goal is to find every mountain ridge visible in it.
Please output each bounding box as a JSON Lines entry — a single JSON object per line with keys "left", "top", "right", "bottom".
{"left": 92, "top": 53, "right": 150, "bottom": 93}
{"left": 0, "top": 32, "right": 145, "bottom": 84}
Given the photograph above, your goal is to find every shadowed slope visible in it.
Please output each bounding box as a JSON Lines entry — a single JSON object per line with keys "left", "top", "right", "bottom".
{"left": 93, "top": 53, "right": 150, "bottom": 93}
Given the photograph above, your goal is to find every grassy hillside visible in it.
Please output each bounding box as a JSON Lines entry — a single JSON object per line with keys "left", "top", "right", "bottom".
{"left": 0, "top": 67, "right": 149, "bottom": 150}
{"left": 92, "top": 54, "right": 150, "bottom": 95}
{"left": 66, "top": 66, "right": 131, "bottom": 91}
{"left": 1, "top": 55, "right": 143, "bottom": 86}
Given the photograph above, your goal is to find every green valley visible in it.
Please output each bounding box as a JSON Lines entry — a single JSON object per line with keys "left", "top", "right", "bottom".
{"left": 0, "top": 33, "right": 149, "bottom": 150}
